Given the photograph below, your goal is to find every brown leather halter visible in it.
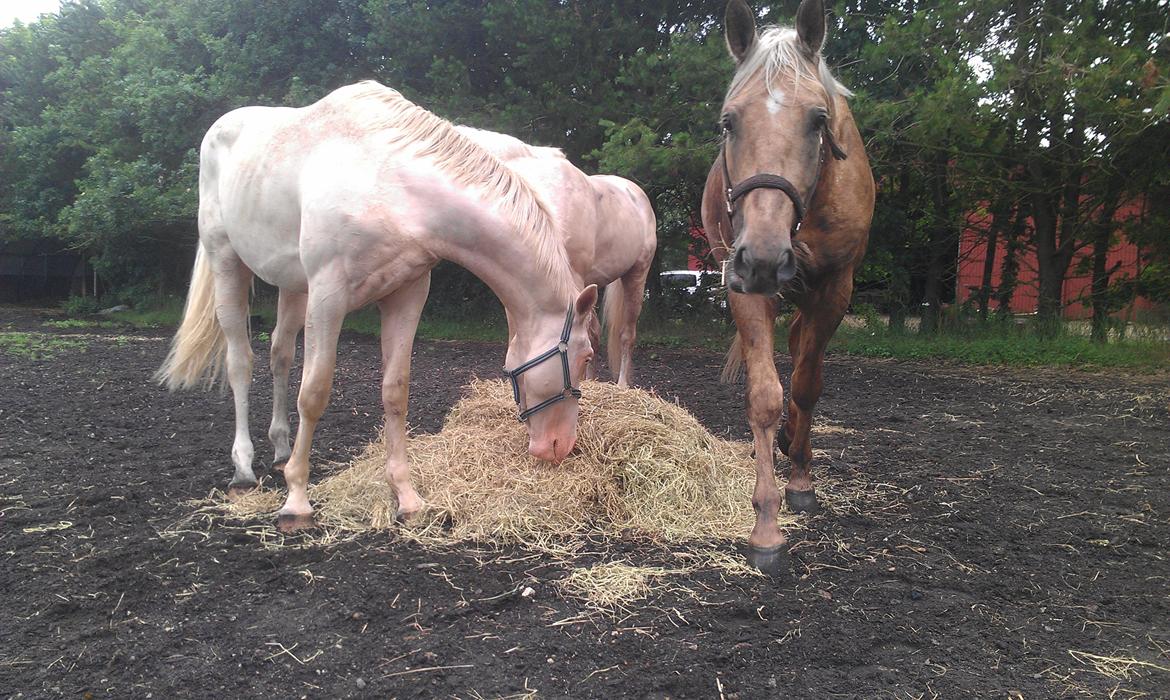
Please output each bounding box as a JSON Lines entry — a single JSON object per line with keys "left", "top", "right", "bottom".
{"left": 720, "top": 120, "right": 848, "bottom": 236}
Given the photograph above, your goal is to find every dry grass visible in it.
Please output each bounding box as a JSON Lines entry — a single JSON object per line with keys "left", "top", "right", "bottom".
{"left": 1069, "top": 649, "right": 1170, "bottom": 681}
{"left": 195, "top": 379, "right": 867, "bottom": 608}
{"left": 560, "top": 561, "right": 690, "bottom": 611}
{"left": 225, "top": 380, "right": 794, "bottom": 547}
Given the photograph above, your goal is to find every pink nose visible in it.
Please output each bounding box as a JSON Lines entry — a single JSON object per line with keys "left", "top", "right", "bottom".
{"left": 529, "top": 436, "right": 575, "bottom": 464}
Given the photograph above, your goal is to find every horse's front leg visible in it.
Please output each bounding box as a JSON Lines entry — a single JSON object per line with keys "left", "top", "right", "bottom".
{"left": 268, "top": 289, "right": 306, "bottom": 474}
{"left": 376, "top": 273, "right": 430, "bottom": 523}
{"left": 276, "top": 275, "right": 346, "bottom": 532}
{"left": 728, "top": 291, "right": 787, "bottom": 573}
{"left": 782, "top": 276, "right": 852, "bottom": 514}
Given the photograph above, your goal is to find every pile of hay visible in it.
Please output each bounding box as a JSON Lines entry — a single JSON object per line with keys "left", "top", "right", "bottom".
{"left": 226, "top": 379, "right": 802, "bottom": 547}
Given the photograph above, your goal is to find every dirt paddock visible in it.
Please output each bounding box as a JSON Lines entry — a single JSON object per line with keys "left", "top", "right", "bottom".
{"left": 2, "top": 308, "right": 1168, "bottom": 698}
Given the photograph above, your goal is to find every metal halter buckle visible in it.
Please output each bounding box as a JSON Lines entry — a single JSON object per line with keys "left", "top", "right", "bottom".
{"left": 502, "top": 306, "right": 581, "bottom": 422}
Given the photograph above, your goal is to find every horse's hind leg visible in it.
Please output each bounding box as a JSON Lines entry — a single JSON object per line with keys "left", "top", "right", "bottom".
{"left": 615, "top": 266, "right": 649, "bottom": 388}
{"left": 784, "top": 276, "right": 852, "bottom": 514}
{"left": 208, "top": 252, "right": 258, "bottom": 498}
{"left": 586, "top": 311, "right": 601, "bottom": 381}
{"left": 377, "top": 273, "right": 430, "bottom": 522}
{"left": 268, "top": 289, "right": 306, "bottom": 473}
{"left": 276, "top": 277, "right": 347, "bottom": 531}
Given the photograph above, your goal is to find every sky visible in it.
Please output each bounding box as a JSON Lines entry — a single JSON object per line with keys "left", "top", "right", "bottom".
{"left": 1, "top": 0, "right": 62, "bottom": 28}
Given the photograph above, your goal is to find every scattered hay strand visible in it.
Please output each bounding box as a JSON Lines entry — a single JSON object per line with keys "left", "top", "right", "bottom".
{"left": 1068, "top": 649, "right": 1170, "bottom": 681}
{"left": 559, "top": 561, "right": 689, "bottom": 610}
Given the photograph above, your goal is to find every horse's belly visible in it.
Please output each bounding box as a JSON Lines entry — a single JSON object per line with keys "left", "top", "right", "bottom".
{"left": 222, "top": 209, "right": 308, "bottom": 291}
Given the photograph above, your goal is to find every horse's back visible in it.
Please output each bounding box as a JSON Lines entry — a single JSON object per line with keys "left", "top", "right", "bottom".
{"left": 590, "top": 175, "right": 656, "bottom": 248}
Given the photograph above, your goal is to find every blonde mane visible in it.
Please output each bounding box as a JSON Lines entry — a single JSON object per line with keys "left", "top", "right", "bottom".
{"left": 453, "top": 125, "right": 566, "bottom": 163}
{"left": 725, "top": 26, "right": 852, "bottom": 109}
{"left": 324, "top": 81, "right": 575, "bottom": 299}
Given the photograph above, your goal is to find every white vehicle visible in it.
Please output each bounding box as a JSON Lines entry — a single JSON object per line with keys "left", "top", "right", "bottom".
{"left": 659, "top": 269, "right": 726, "bottom": 307}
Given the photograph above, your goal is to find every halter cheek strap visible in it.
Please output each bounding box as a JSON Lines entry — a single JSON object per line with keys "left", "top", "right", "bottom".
{"left": 502, "top": 306, "right": 581, "bottom": 422}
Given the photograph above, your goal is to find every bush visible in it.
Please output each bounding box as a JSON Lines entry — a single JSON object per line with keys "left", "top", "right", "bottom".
{"left": 61, "top": 295, "right": 101, "bottom": 316}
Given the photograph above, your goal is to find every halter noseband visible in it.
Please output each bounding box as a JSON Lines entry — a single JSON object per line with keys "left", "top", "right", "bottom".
{"left": 502, "top": 306, "right": 581, "bottom": 422}
{"left": 720, "top": 121, "right": 847, "bottom": 234}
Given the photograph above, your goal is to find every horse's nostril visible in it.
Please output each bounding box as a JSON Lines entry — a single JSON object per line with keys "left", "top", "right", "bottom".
{"left": 776, "top": 248, "right": 797, "bottom": 283}
{"left": 734, "top": 246, "right": 751, "bottom": 272}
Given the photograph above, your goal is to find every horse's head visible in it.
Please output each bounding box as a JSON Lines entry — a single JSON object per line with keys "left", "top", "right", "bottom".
{"left": 504, "top": 285, "right": 598, "bottom": 463}
{"left": 719, "top": 0, "right": 845, "bottom": 296}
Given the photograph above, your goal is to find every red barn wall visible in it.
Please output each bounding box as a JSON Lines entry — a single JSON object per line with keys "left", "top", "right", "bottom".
{"left": 956, "top": 200, "right": 1157, "bottom": 320}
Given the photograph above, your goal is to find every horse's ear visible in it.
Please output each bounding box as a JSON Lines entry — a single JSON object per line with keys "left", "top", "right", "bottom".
{"left": 725, "top": 0, "right": 757, "bottom": 64}
{"left": 575, "top": 284, "right": 599, "bottom": 319}
{"left": 795, "top": 0, "right": 826, "bottom": 59}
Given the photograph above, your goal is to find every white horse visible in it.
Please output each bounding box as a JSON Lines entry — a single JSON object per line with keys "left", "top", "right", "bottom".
{"left": 156, "top": 81, "right": 597, "bottom": 530}
{"left": 455, "top": 126, "right": 656, "bottom": 386}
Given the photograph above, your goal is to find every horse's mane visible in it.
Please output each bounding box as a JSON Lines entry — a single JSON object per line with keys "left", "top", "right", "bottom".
{"left": 324, "top": 81, "right": 574, "bottom": 298}
{"left": 725, "top": 26, "right": 852, "bottom": 110}
{"left": 454, "top": 125, "right": 566, "bottom": 163}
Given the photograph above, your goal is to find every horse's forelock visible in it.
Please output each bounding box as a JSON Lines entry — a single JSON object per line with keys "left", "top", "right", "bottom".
{"left": 725, "top": 26, "right": 851, "bottom": 108}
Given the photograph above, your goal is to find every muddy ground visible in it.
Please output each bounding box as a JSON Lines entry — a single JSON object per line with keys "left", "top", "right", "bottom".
{"left": 1, "top": 307, "right": 1168, "bottom": 699}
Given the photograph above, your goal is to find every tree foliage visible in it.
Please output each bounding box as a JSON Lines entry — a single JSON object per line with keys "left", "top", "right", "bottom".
{"left": 0, "top": 0, "right": 1166, "bottom": 322}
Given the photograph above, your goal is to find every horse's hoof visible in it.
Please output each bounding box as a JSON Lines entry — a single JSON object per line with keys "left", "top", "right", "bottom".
{"left": 226, "top": 480, "right": 258, "bottom": 501}
{"left": 276, "top": 512, "right": 316, "bottom": 533}
{"left": 270, "top": 460, "right": 287, "bottom": 477}
{"left": 746, "top": 543, "right": 790, "bottom": 576}
{"left": 785, "top": 489, "right": 819, "bottom": 514}
{"left": 395, "top": 505, "right": 425, "bottom": 526}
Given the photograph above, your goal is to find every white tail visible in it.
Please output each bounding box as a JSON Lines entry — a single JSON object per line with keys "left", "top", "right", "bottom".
{"left": 154, "top": 243, "right": 226, "bottom": 391}
{"left": 602, "top": 278, "right": 625, "bottom": 379}
{"left": 720, "top": 332, "right": 744, "bottom": 384}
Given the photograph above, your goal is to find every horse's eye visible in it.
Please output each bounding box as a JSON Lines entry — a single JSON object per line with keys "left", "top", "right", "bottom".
{"left": 720, "top": 115, "right": 734, "bottom": 134}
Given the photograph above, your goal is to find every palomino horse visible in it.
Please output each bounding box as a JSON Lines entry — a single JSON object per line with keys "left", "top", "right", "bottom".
{"left": 455, "top": 126, "right": 657, "bottom": 386}
{"left": 156, "top": 81, "right": 598, "bottom": 530}
{"left": 702, "top": 0, "right": 875, "bottom": 572}
{"left": 255, "top": 127, "right": 654, "bottom": 487}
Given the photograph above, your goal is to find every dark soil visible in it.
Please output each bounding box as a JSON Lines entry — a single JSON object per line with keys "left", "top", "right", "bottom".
{"left": 2, "top": 307, "right": 1168, "bottom": 699}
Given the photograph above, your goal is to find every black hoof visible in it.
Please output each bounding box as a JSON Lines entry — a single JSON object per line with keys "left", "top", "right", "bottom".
{"left": 785, "top": 489, "right": 819, "bottom": 514}
{"left": 276, "top": 512, "right": 316, "bottom": 533}
{"left": 226, "top": 480, "right": 258, "bottom": 501}
{"left": 747, "top": 543, "right": 790, "bottom": 576}
{"left": 270, "top": 460, "right": 288, "bottom": 477}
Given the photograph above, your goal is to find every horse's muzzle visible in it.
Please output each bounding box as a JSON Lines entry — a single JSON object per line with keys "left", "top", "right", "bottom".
{"left": 730, "top": 244, "right": 796, "bottom": 296}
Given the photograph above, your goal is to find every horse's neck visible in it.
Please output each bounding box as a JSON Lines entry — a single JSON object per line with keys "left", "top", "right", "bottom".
{"left": 425, "top": 204, "right": 575, "bottom": 321}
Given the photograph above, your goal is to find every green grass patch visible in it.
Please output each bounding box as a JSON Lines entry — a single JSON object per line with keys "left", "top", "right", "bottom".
{"left": 108, "top": 299, "right": 1168, "bottom": 371}
{"left": 108, "top": 302, "right": 184, "bottom": 328}
{"left": 42, "top": 319, "right": 120, "bottom": 330}
{"left": 0, "top": 332, "right": 88, "bottom": 359}
{"left": 636, "top": 314, "right": 730, "bottom": 350}
{"left": 830, "top": 323, "right": 1170, "bottom": 371}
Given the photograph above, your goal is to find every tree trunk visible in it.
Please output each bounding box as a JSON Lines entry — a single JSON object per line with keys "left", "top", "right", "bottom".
{"left": 921, "top": 153, "right": 957, "bottom": 334}
{"left": 977, "top": 192, "right": 1013, "bottom": 321}
{"left": 996, "top": 205, "right": 1027, "bottom": 320}
{"left": 1089, "top": 183, "right": 1122, "bottom": 342}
